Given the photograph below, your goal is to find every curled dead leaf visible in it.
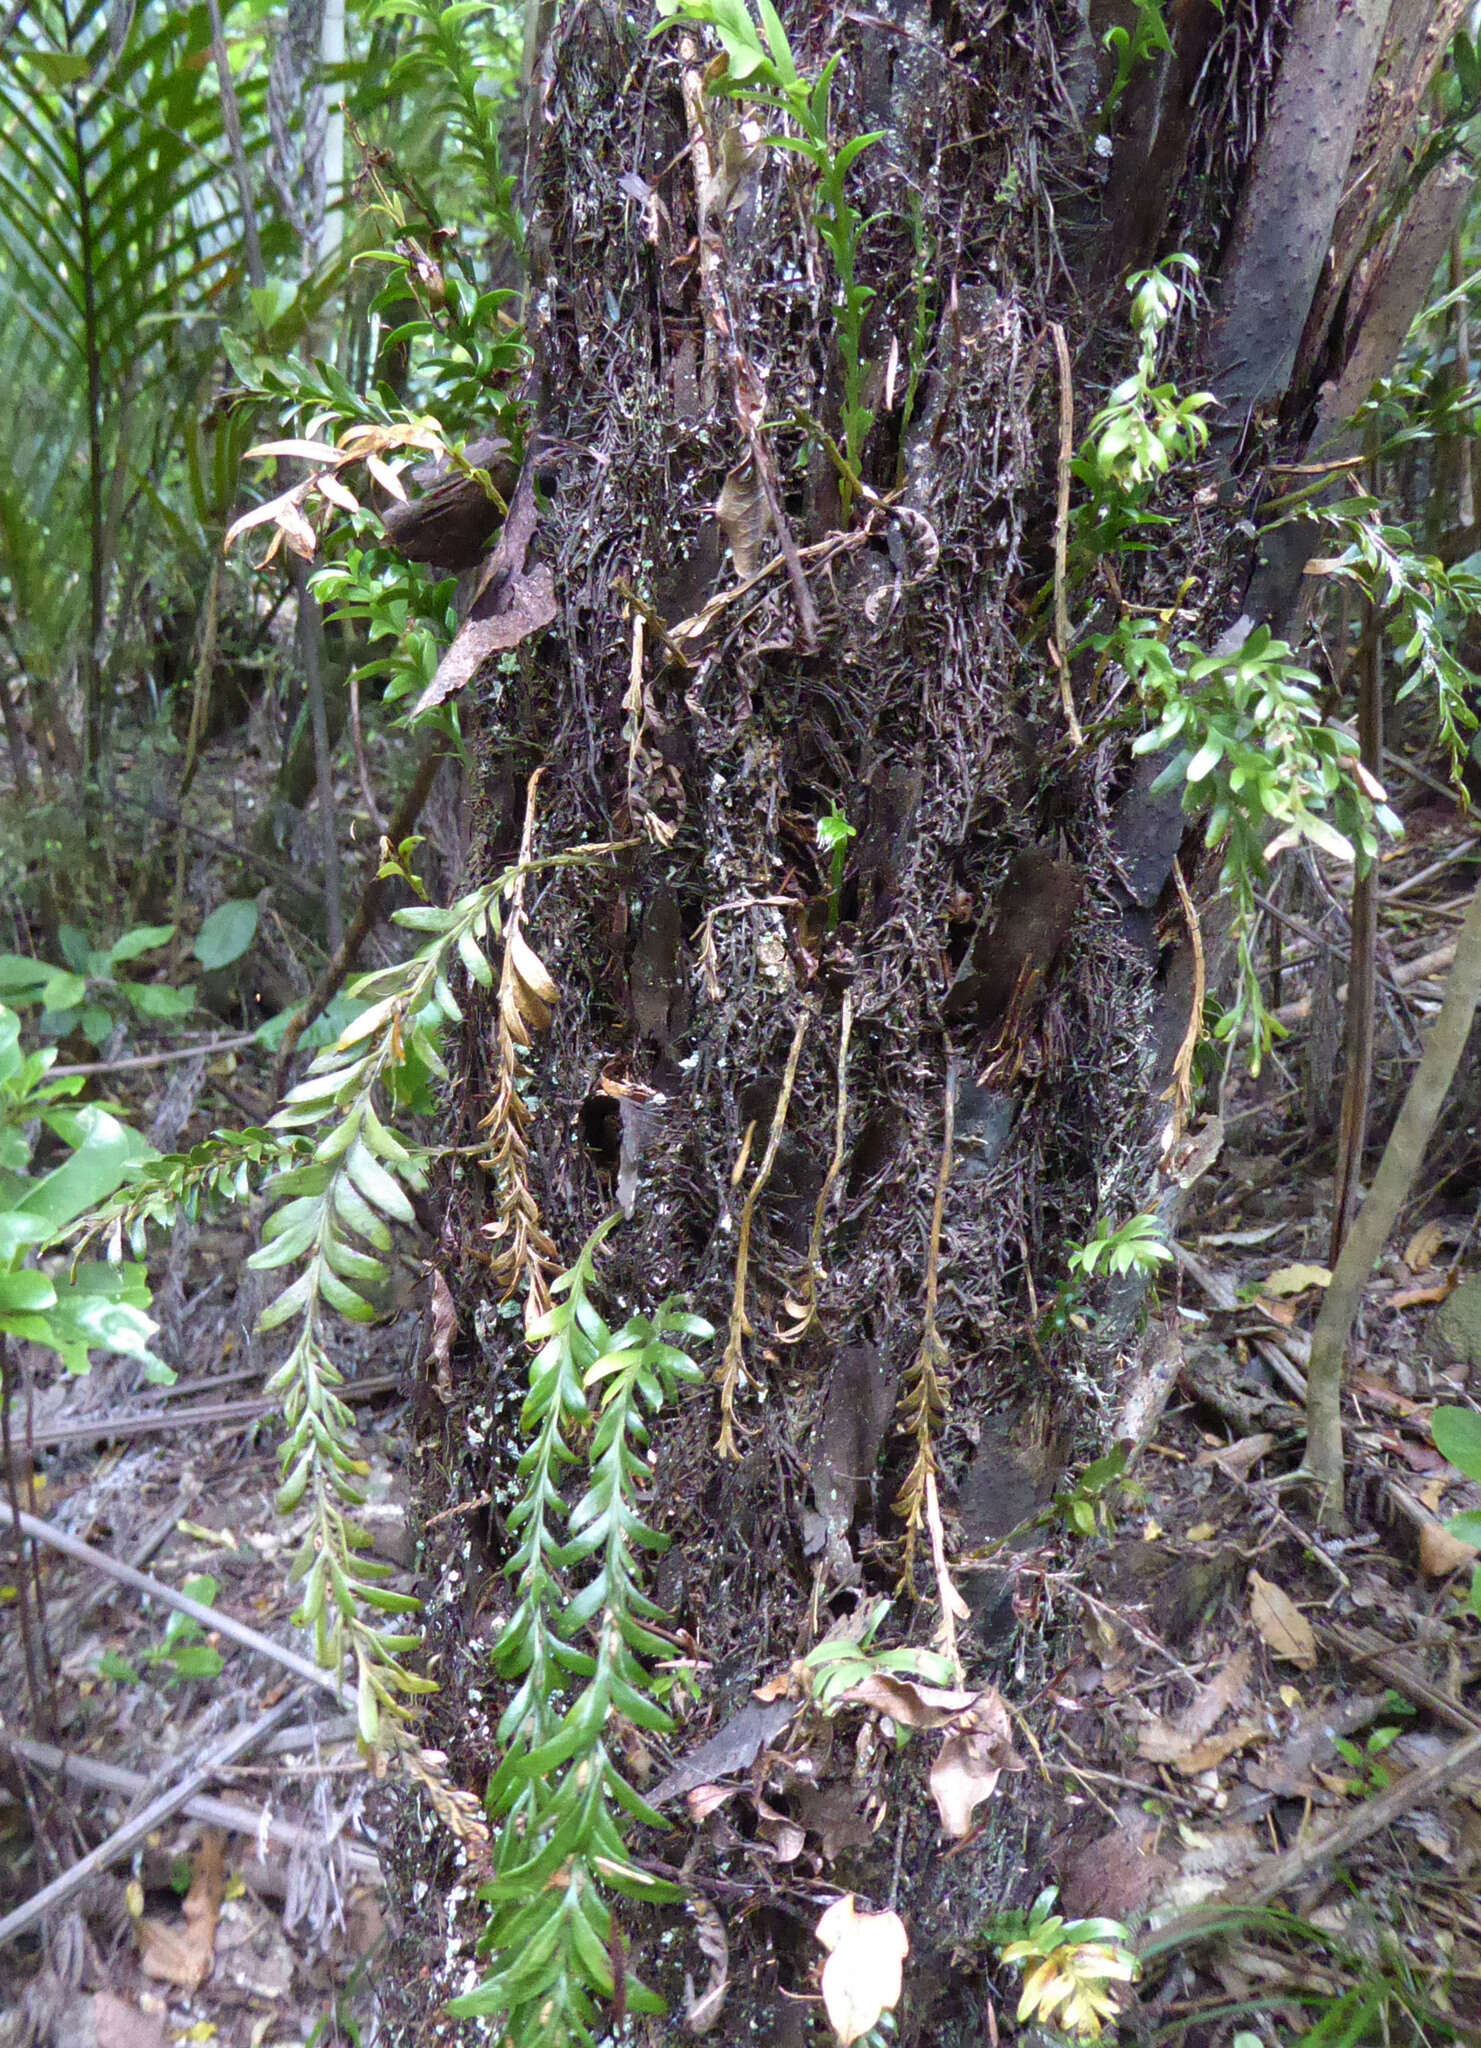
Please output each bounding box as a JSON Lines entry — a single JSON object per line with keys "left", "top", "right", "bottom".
{"left": 1420, "top": 1517, "right": 1479, "bottom": 1578}
{"left": 816, "top": 1895, "right": 909, "bottom": 2046}
{"left": 1261, "top": 1263, "right": 1331, "bottom": 1298}
{"left": 412, "top": 562, "right": 559, "bottom": 717}
{"left": 714, "top": 457, "right": 772, "bottom": 578}
{"left": 1248, "top": 1571, "right": 1316, "bottom": 1669}
{"left": 684, "top": 1897, "right": 729, "bottom": 2034}
{"left": 927, "top": 1688, "right": 1023, "bottom": 1838}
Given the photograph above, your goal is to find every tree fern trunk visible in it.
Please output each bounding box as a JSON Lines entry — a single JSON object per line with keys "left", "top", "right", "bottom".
{"left": 387, "top": 2, "right": 1461, "bottom": 2036}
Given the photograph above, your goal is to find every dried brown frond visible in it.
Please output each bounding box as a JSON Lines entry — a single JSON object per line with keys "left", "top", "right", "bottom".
{"left": 481, "top": 771, "right": 560, "bottom": 1330}
{"left": 396, "top": 1739, "right": 492, "bottom": 1869}
{"left": 779, "top": 990, "right": 853, "bottom": 1343}
{"left": 716, "top": 1009, "right": 810, "bottom": 1457}
{"left": 893, "top": 1066, "right": 956, "bottom": 1595}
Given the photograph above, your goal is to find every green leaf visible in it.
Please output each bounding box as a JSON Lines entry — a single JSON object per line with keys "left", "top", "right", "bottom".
{"left": 17, "top": 1106, "right": 155, "bottom": 1232}
{"left": 167, "top": 1643, "right": 224, "bottom": 1679}
{"left": 123, "top": 981, "right": 197, "bottom": 1021}
{"left": 109, "top": 923, "right": 176, "bottom": 966}
{"left": 193, "top": 900, "right": 259, "bottom": 970}
{"left": 1434, "top": 1407, "right": 1481, "bottom": 1483}
{"left": 0, "top": 1270, "right": 57, "bottom": 1313}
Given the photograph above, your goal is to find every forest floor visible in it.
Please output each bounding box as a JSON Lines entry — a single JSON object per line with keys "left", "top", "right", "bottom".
{"left": 4, "top": 724, "right": 1481, "bottom": 2047}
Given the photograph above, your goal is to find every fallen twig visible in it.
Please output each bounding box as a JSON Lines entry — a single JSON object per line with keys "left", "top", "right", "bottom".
{"left": 0, "top": 1499, "right": 350, "bottom": 1704}
{"left": 1140, "top": 1717, "right": 1481, "bottom": 1961}
{"left": 1306, "top": 862, "right": 1481, "bottom": 1525}
{"left": 15, "top": 1371, "right": 401, "bottom": 1450}
{"left": 0, "top": 1686, "right": 316, "bottom": 1948}
{"left": 716, "top": 1010, "right": 810, "bottom": 1457}
{"left": 1, "top": 1724, "right": 380, "bottom": 1882}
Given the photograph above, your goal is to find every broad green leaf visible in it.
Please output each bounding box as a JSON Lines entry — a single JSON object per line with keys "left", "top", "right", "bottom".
{"left": 0, "top": 1270, "right": 57, "bottom": 1312}
{"left": 1434, "top": 1408, "right": 1481, "bottom": 1483}
{"left": 109, "top": 923, "right": 175, "bottom": 966}
{"left": 16, "top": 1107, "right": 154, "bottom": 1232}
{"left": 193, "top": 900, "right": 259, "bottom": 970}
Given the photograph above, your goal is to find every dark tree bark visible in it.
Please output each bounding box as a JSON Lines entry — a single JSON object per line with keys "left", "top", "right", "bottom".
{"left": 383, "top": 2, "right": 1463, "bottom": 2036}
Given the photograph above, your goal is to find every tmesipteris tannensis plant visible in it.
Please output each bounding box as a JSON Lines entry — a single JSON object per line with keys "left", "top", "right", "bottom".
{"left": 72, "top": 842, "right": 620, "bottom": 1782}
{"left": 447, "top": 1213, "right": 714, "bottom": 2043}
{"left": 653, "top": 0, "right": 883, "bottom": 520}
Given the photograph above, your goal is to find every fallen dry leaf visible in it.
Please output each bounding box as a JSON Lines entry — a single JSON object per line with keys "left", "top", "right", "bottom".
{"left": 1404, "top": 1220, "right": 1451, "bottom": 1273}
{"left": 714, "top": 456, "right": 772, "bottom": 577}
{"left": 1248, "top": 1572, "right": 1316, "bottom": 1670}
{"left": 927, "top": 1688, "right": 1023, "bottom": 1838}
{"left": 136, "top": 1830, "right": 223, "bottom": 1991}
{"left": 428, "top": 1266, "right": 458, "bottom": 1401}
{"left": 836, "top": 1673, "right": 979, "bottom": 1728}
{"left": 412, "top": 562, "right": 558, "bottom": 716}
{"left": 1420, "top": 1518, "right": 1480, "bottom": 1578}
{"left": 1389, "top": 1279, "right": 1455, "bottom": 1310}
{"left": 1262, "top": 1263, "right": 1331, "bottom": 1297}
{"left": 1139, "top": 1648, "right": 1253, "bottom": 1764}
{"left": 816, "top": 1895, "right": 909, "bottom": 2046}
{"left": 90, "top": 1995, "right": 167, "bottom": 2048}
{"left": 683, "top": 1896, "right": 729, "bottom": 2034}
{"left": 1175, "top": 1721, "right": 1265, "bottom": 1774}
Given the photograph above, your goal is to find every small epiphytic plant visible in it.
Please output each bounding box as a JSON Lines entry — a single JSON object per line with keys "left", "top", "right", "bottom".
{"left": 248, "top": 841, "right": 615, "bottom": 1753}
{"left": 802, "top": 1599, "right": 957, "bottom": 1713}
{"left": 75, "top": 841, "right": 620, "bottom": 1767}
{"left": 1067, "top": 1209, "right": 1171, "bottom": 1282}
{"left": 817, "top": 799, "right": 857, "bottom": 932}
{"left": 986, "top": 1887, "right": 1137, "bottom": 2041}
{"left": 1051, "top": 1445, "right": 1130, "bottom": 1540}
{"left": 1099, "top": 1, "right": 1175, "bottom": 129}
{"left": 653, "top": 0, "right": 884, "bottom": 518}
{"left": 448, "top": 1215, "right": 713, "bottom": 2043}
{"left": 98, "top": 1574, "right": 225, "bottom": 1687}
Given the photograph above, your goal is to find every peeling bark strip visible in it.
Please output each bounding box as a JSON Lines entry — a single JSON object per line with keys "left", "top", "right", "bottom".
{"left": 1208, "top": 0, "right": 1390, "bottom": 420}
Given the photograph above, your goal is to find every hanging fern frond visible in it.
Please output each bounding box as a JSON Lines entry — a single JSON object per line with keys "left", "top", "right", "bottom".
{"left": 449, "top": 1214, "right": 713, "bottom": 2045}
{"left": 247, "top": 841, "right": 624, "bottom": 1752}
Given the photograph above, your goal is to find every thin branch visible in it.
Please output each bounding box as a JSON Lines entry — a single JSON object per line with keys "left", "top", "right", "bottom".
{"left": 0, "top": 1498, "right": 350, "bottom": 1704}
{"left": 0, "top": 1687, "right": 314, "bottom": 1949}
{"left": 1049, "top": 322, "right": 1083, "bottom": 749}
{"left": 1305, "top": 861, "right": 1481, "bottom": 1526}
{"left": 2, "top": 1729, "right": 380, "bottom": 1876}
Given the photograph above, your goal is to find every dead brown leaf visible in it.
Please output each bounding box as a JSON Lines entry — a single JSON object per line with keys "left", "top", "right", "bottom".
{"left": 683, "top": 1897, "right": 730, "bottom": 2034}
{"left": 1420, "top": 1518, "right": 1479, "bottom": 1578}
{"left": 91, "top": 1995, "right": 167, "bottom": 2048}
{"left": 1389, "top": 1279, "right": 1455, "bottom": 1309}
{"left": 1262, "top": 1263, "right": 1331, "bottom": 1297}
{"left": 428, "top": 1266, "right": 458, "bottom": 1401}
{"left": 714, "top": 457, "right": 772, "bottom": 577}
{"left": 1175, "top": 1721, "right": 1265, "bottom": 1774}
{"left": 1404, "top": 1220, "right": 1451, "bottom": 1273}
{"left": 412, "top": 562, "right": 558, "bottom": 717}
{"left": 927, "top": 1688, "right": 1023, "bottom": 1838}
{"left": 816, "top": 1895, "right": 909, "bottom": 2046}
{"left": 1248, "top": 1572, "right": 1316, "bottom": 1669}
{"left": 836, "top": 1673, "right": 979, "bottom": 1727}
{"left": 1139, "top": 1648, "right": 1253, "bottom": 1764}
{"left": 136, "top": 1829, "right": 223, "bottom": 1991}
